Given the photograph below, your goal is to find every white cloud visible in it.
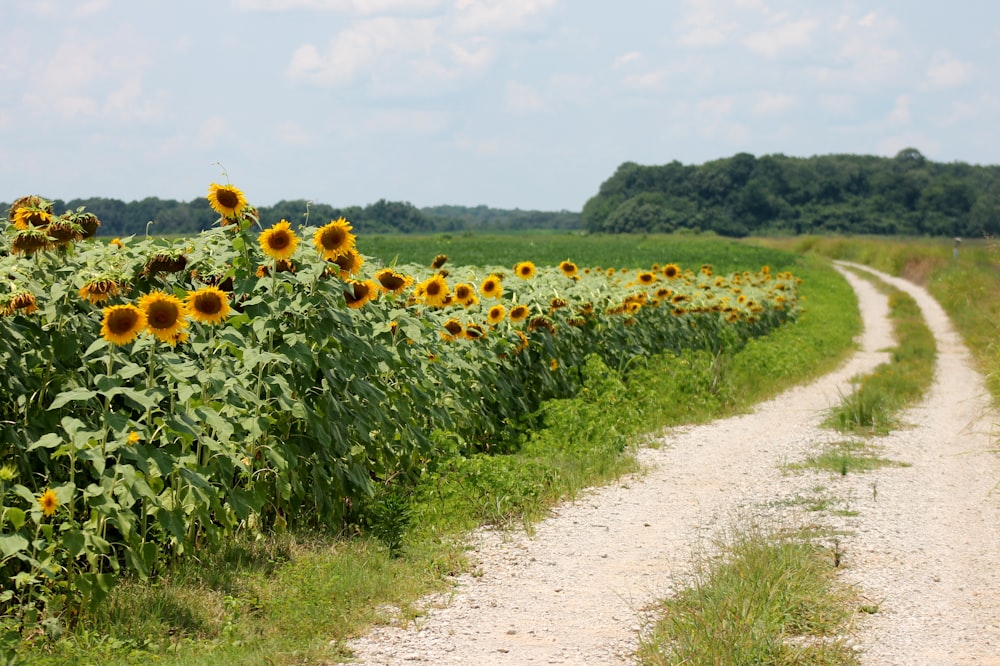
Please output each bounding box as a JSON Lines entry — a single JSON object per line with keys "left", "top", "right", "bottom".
{"left": 361, "top": 109, "right": 450, "bottom": 134}
{"left": 103, "top": 77, "right": 163, "bottom": 122}
{"left": 505, "top": 81, "right": 548, "bottom": 113}
{"left": 922, "top": 51, "right": 972, "bottom": 90}
{"left": 452, "top": 0, "right": 558, "bottom": 34}
{"left": 199, "top": 116, "right": 231, "bottom": 147}
{"left": 818, "top": 94, "right": 856, "bottom": 116}
{"left": 613, "top": 51, "right": 642, "bottom": 67}
{"left": 276, "top": 121, "right": 314, "bottom": 146}
{"left": 674, "top": 4, "right": 737, "bottom": 48}
{"left": 743, "top": 17, "right": 819, "bottom": 57}
{"left": 752, "top": 92, "right": 796, "bottom": 115}
{"left": 24, "top": 0, "right": 110, "bottom": 18}
{"left": 888, "top": 95, "right": 911, "bottom": 125}
{"left": 623, "top": 71, "right": 666, "bottom": 92}
{"left": 287, "top": 16, "right": 494, "bottom": 93}
{"left": 232, "top": 0, "right": 442, "bottom": 13}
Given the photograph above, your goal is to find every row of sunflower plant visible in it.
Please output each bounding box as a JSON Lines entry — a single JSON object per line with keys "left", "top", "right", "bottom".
{"left": 0, "top": 185, "right": 801, "bottom": 624}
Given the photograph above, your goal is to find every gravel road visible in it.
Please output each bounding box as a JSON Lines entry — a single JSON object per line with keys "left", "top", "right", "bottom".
{"left": 345, "top": 262, "right": 1000, "bottom": 665}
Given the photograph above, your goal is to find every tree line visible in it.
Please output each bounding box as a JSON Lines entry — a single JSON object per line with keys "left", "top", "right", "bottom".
{"left": 0, "top": 195, "right": 581, "bottom": 237}
{"left": 582, "top": 149, "right": 1000, "bottom": 237}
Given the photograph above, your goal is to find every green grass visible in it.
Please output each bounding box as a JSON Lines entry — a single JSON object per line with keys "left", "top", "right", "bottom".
{"left": 9, "top": 235, "right": 860, "bottom": 666}
{"left": 824, "top": 276, "right": 937, "bottom": 434}
{"left": 637, "top": 523, "right": 858, "bottom": 666}
{"left": 787, "top": 440, "right": 910, "bottom": 476}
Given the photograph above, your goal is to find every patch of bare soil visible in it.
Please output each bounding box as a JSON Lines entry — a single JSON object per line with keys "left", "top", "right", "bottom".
{"left": 344, "top": 263, "right": 1000, "bottom": 665}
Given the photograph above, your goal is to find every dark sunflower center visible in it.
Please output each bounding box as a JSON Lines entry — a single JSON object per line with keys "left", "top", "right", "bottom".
{"left": 456, "top": 286, "right": 471, "bottom": 299}
{"left": 148, "top": 302, "right": 178, "bottom": 329}
{"left": 321, "top": 228, "right": 346, "bottom": 249}
{"left": 269, "top": 231, "right": 290, "bottom": 250}
{"left": 217, "top": 189, "right": 239, "bottom": 209}
{"left": 426, "top": 282, "right": 442, "bottom": 296}
{"left": 194, "top": 293, "right": 223, "bottom": 315}
{"left": 379, "top": 274, "right": 405, "bottom": 290}
{"left": 111, "top": 310, "right": 140, "bottom": 334}
{"left": 444, "top": 321, "right": 463, "bottom": 335}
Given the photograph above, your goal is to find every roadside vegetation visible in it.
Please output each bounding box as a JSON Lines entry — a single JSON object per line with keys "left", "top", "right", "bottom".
{"left": 2, "top": 198, "right": 859, "bottom": 665}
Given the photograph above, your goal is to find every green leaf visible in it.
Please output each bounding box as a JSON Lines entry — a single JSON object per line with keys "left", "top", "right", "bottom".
{"left": 75, "top": 572, "right": 116, "bottom": 610}
{"left": 48, "top": 387, "right": 97, "bottom": 410}
{"left": 4, "top": 508, "right": 26, "bottom": 530}
{"left": 0, "top": 533, "right": 29, "bottom": 558}
{"left": 27, "top": 433, "right": 62, "bottom": 451}
{"left": 62, "top": 528, "right": 86, "bottom": 557}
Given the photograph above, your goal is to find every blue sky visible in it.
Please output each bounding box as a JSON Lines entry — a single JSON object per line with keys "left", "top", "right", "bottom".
{"left": 2, "top": 0, "right": 997, "bottom": 212}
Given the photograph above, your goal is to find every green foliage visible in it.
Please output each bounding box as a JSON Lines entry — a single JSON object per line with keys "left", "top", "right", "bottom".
{"left": 787, "top": 440, "right": 909, "bottom": 476}
{"left": 584, "top": 150, "right": 1000, "bottom": 238}
{"left": 637, "top": 525, "right": 858, "bottom": 666}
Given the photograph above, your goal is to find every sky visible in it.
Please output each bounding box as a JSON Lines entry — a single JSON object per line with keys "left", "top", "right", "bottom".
{"left": 2, "top": 1, "right": 998, "bottom": 212}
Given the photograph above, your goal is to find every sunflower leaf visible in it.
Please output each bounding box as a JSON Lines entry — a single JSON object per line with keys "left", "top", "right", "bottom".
{"left": 48, "top": 388, "right": 97, "bottom": 410}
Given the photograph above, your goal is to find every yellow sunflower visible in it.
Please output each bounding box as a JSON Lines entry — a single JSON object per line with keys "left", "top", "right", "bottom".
{"left": 374, "top": 268, "right": 413, "bottom": 295}
{"left": 313, "top": 217, "right": 356, "bottom": 261}
{"left": 486, "top": 304, "right": 506, "bottom": 326}
{"left": 513, "top": 261, "right": 536, "bottom": 279}
{"left": 479, "top": 275, "right": 503, "bottom": 299}
{"left": 508, "top": 304, "right": 530, "bottom": 323}
{"left": 79, "top": 278, "right": 123, "bottom": 305}
{"left": 344, "top": 280, "right": 378, "bottom": 309}
{"left": 38, "top": 488, "right": 59, "bottom": 517}
{"left": 138, "top": 291, "right": 189, "bottom": 345}
{"left": 464, "top": 323, "right": 485, "bottom": 340}
{"left": 637, "top": 271, "right": 657, "bottom": 286}
{"left": 207, "top": 183, "right": 248, "bottom": 219}
{"left": 453, "top": 283, "right": 476, "bottom": 307}
{"left": 329, "top": 249, "right": 364, "bottom": 279}
{"left": 663, "top": 263, "right": 681, "bottom": 279}
{"left": 559, "top": 260, "right": 578, "bottom": 278}
{"left": 418, "top": 275, "right": 450, "bottom": 308}
{"left": 12, "top": 205, "right": 53, "bottom": 230}
{"left": 4, "top": 292, "right": 38, "bottom": 317}
{"left": 186, "top": 286, "right": 230, "bottom": 325}
{"left": 431, "top": 254, "right": 448, "bottom": 269}
{"left": 258, "top": 220, "right": 300, "bottom": 261}
{"left": 101, "top": 304, "right": 146, "bottom": 346}
{"left": 441, "top": 318, "right": 464, "bottom": 341}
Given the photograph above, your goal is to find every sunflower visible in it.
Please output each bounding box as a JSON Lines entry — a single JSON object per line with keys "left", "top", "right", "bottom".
{"left": 486, "top": 304, "right": 506, "bottom": 326}
{"left": 313, "top": 217, "right": 356, "bottom": 261}
{"left": 431, "top": 254, "right": 449, "bottom": 269}
{"left": 559, "top": 260, "right": 578, "bottom": 278}
{"left": 12, "top": 205, "right": 53, "bottom": 230}
{"left": 258, "top": 220, "right": 299, "bottom": 261}
{"left": 7, "top": 195, "right": 50, "bottom": 224}
{"left": 513, "top": 261, "right": 536, "bottom": 279}
{"left": 663, "top": 264, "right": 681, "bottom": 279}
{"left": 186, "top": 286, "right": 230, "bottom": 325}
{"left": 479, "top": 275, "right": 503, "bottom": 299}
{"left": 38, "top": 488, "right": 58, "bottom": 517}
{"left": 257, "top": 259, "right": 297, "bottom": 277}
{"left": 637, "top": 271, "right": 657, "bottom": 286}
{"left": 453, "top": 283, "right": 476, "bottom": 307}
{"left": 374, "top": 268, "right": 413, "bottom": 295}
{"left": 207, "top": 183, "right": 248, "bottom": 220}
{"left": 464, "top": 323, "right": 486, "bottom": 340}
{"left": 418, "top": 275, "right": 450, "bottom": 308}
{"left": 79, "top": 278, "right": 124, "bottom": 305}
{"left": 508, "top": 304, "right": 530, "bottom": 323}
{"left": 441, "top": 318, "right": 464, "bottom": 341}
{"left": 327, "top": 249, "right": 364, "bottom": 279}
{"left": 513, "top": 329, "right": 529, "bottom": 354}
{"left": 11, "top": 228, "right": 53, "bottom": 255}
{"left": 128, "top": 431, "right": 141, "bottom": 445}
{"left": 110, "top": 238, "right": 124, "bottom": 249}
{"left": 549, "top": 298, "right": 568, "bottom": 311}
{"left": 344, "top": 280, "right": 378, "bottom": 309}
{"left": 101, "top": 304, "right": 146, "bottom": 346}
{"left": 138, "top": 291, "right": 189, "bottom": 345}
{"left": 47, "top": 218, "right": 83, "bottom": 246}
{"left": 6, "top": 292, "right": 38, "bottom": 316}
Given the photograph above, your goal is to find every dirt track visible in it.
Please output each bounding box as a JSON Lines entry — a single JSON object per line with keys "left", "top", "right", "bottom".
{"left": 345, "top": 263, "right": 1000, "bottom": 665}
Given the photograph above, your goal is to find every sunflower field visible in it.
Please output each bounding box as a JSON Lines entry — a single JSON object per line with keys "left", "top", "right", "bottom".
{"left": 0, "top": 186, "right": 801, "bottom": 621}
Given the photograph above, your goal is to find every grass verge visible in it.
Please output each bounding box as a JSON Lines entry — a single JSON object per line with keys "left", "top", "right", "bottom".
{"left": 637, "top": 523, "right": 859, "bottom": 666}
{"left": 786, "top": 440, "right": 910, "bottom": 476}
{"left": 9, "top": 258, "right": 859, "bottom": 666}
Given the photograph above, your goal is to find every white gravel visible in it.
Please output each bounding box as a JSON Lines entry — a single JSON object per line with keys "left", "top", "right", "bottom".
{"left": 344, "top": 262, "right": 1000, "bottom": 665}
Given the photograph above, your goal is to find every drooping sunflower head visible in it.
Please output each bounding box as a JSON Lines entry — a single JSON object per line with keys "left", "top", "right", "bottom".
{"left": 480, "top": 275, "right": 503, "bottom": 299}
{"left": 38, "top": 488, "right": 59, "bottom": 517}
{"left": 47, "top": 218, "right": 83, "bottom": 246}
{"left": 258, "top": 220, "right": 300, "bottom": 261}
{"left": 374, "top": 268, "right": 413, "bottom": 295}
{"left": 508, "top": 304, "right": 530, "bottom": 323}
{"left": 186, "top": 286, "right": 230, "bottom": 325}
{"left": 431, "top": 254, "right": 449, "bottom": 269}
{"left": 11, "top": 202, "right": 53, "bottom": 230}
{"left": 441, "top": 318, "right": 464, "bottom": 341}
{"left": 11, "top": 228, "right": 54, "bottom": 256}
{"left": 138, "top": 291, "right": 189, "bottom": 345}
{"left": 559, "top": 260, "right": 578, "bottom": 278}
{"left": 3, "top": 291, "right": 38, "bottom": 316}
{"left": 7, "top": 195, "right": 50, "bottom": 224}
{"left": 101, "top": 304, "right": 147, "bottom": 346}
{"left": 513, "top": 261, "right": 536, "bottom": 280}
{"left": 486, "top": 304, "right": 506, "bottom": 326}
{"left": 464, "top": 323, "right": 485, "bottom": 340}
{"left": 418, "top": 275, "right": 450, "bottom": 308}
{"left": 207, "top": 183, "right": 248, "bottom": 220}
{"left": 313, "top": 217, "right": 356, "bottom": 261}
{"left": 330, "top": 249, "right": 364, "bottom": 279}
